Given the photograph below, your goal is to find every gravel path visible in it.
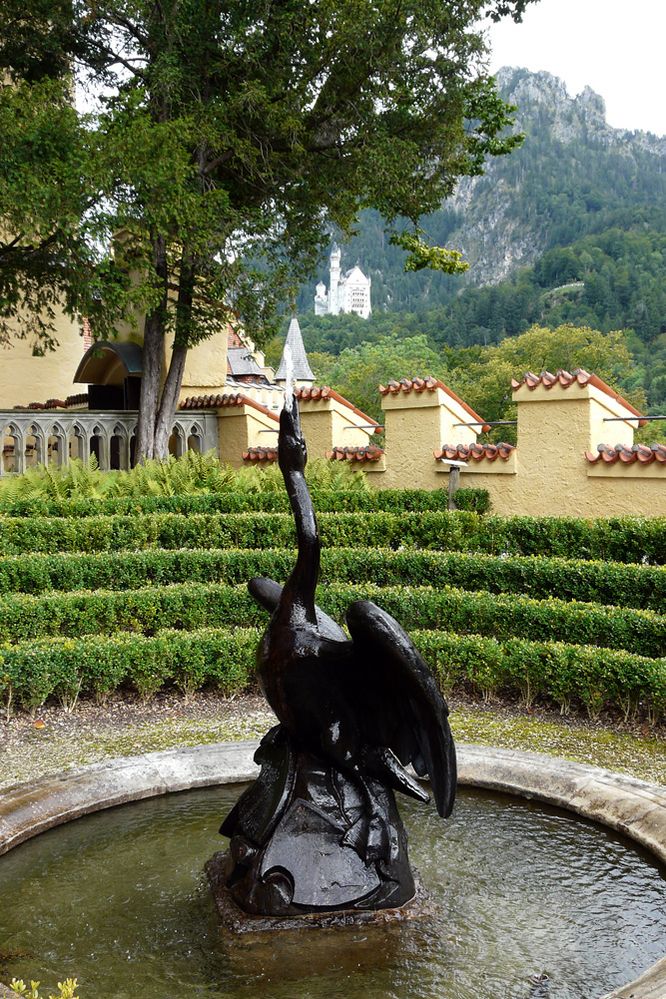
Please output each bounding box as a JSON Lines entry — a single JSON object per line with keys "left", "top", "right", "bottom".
{"left": 1, "top": 692, "right": 664, "bottom": 791}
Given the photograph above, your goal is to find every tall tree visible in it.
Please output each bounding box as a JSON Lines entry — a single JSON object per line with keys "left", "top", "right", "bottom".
{"left": 0, "top": 0, "right": 537, "bottom": 459}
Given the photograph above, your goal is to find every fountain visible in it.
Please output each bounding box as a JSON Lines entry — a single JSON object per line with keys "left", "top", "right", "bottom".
{"left": 0, "top": 392, "right": 665, "bottom": 997}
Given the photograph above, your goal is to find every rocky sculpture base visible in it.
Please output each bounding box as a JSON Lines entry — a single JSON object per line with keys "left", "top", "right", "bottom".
{"left": 206, "top": 850, "right": 429, "bottom": 934}
{"left": 217, "top": 726, "right": 419, "bottom": 919}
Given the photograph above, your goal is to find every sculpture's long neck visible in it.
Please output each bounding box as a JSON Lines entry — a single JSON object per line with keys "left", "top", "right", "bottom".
{"left": 283, "top": 466, "right": 319, "bottom": 624}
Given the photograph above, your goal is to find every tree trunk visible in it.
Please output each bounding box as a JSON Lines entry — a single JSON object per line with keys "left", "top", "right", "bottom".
{"left": 135, "top": 233, "right": 168, "bottom": 463}
{"left": 153, "top": 343, "right": 188, "bottom": 458}
{"left": 152, "top": 252, "right": 197, "bottom": 459}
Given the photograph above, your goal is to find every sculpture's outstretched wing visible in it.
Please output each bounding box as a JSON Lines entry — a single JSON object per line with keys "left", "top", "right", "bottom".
{"left": 345, "top": 600, "right": 457, "bottom": 818}
{"left": 248, "top": 577, "right": 348, "bottom": 642}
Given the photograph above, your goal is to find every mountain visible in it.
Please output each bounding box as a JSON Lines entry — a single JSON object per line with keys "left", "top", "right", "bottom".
{"left": 300, "top": 67, "right": 666, "bottom": 314}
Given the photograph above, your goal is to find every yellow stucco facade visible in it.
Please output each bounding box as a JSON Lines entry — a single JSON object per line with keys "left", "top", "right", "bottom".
{"left": 0, "top": 313, "right": 87, "bottom": 407}
{"left": 366, "top": 374, "right": 666, "bottom": 518}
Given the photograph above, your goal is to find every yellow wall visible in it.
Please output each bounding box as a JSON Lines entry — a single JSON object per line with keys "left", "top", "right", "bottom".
{"left": 368, "top": 380, "right": 666, "bottom": 518}
{"left": 217, "top": 404, "right": 278, "bottom": 465}
{"left": 0, "top": 314, "right": 86, "bottom": 408}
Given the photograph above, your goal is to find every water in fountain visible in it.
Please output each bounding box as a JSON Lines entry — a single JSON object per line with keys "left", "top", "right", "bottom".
{"left": 1, "top": 785, "right": 664, "bottom": 998}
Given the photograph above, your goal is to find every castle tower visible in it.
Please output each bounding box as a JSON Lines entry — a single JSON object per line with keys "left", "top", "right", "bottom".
{"left": 329, "top": 245, "right": 342, "bottom": 315}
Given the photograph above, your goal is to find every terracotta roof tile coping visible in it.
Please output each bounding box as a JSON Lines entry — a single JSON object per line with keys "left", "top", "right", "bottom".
{"left": 242, "top": 446, "right": 278, "bottom": 462}
{"left": 295, "top": 386, "right": 380, "bottom": 430}
{"left": 180, "top": 393, "right": 279, "bottom": 422}
{"left": 378, "top": 377, "right": 490, "bottom": 432}
{"left": 434, "top": 442, "right": 516, "bottom": 462}
{"left": 585, "top": 443, "right": 666, "bottom": 465}
{"left": 14, "top": 393, "right": 90, "bottom": 411}
{"left": 512, "top": 369, "right": 647, "bottom": 426}
{"left": 326, "top": 445, "right": 385, "bottom": 462}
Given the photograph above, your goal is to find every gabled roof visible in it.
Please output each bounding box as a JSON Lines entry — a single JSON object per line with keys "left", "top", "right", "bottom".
{"left": 275, "top": 317, "right": 315, "bottom": 383}
{"left": 294, "top": 385, "right": 380, "bottom": 429}
{"left": 379, "top": 376, "right": 490, "bottom": 432}
{"left": 180, "top": 392, "right": 278, "bottom": 421}
{"left": 511, "top": 369, "right": 647, "bottom": 426}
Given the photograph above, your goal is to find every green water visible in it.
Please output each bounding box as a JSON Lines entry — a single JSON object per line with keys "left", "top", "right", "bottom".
{"left": 0, "top": 786, "right": 664, "bottom": 999}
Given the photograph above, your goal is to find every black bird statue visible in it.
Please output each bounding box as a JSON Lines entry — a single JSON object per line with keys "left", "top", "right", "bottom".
{"left": 219, "top": 394, "right": 456, "bottom": 918}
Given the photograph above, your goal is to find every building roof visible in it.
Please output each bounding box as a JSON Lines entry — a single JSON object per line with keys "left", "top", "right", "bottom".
{"left": 379, "top": 376, "right": 490, "bottom": 432}
{"left": 434, "top": 443, "right": 516, "bottom": 462}
{"left": 275, "top": 317, "right": 315, "bottom": 383}
{"left": 180, "top": 392, "right": 278, "bottom": 421}
{"left": 327, "top": 445, "right": 384, "bottom": 462}
{"left": 227, "top": 346, "right": 267, "bottom": 380}
{"left": 511, "top": 369, "right": 647, "bottom": 425}
{"left": 585, "top": 443, "right": 666, "bottom": 465}
{"left": 73, "top": 340, "right": 143, "bottom": 385}
{"left": 294, "top": 385, "right": 381, "bottom": 429}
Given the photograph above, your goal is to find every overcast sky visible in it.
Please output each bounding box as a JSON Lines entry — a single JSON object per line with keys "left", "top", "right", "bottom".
{"left": 487, "top": 0, "right": 666, "bottom": 136}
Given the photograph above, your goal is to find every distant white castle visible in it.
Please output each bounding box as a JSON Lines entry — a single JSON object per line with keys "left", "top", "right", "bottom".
{"left": 314, "top": 245, "right": 372, "bottom": 319}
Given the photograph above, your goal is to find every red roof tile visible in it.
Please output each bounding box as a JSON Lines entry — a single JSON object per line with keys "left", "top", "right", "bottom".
{"left": 242, "top": 446, "right": 278, "bottom": 462}
{"left": 180, "top": 393, "right": 278, "bottom": 421}
{"left": 295, "top": 386, "right": 380, "bottom": 430}
{"left": 326, "top": 445, "right": 385, "bottom": 463}
{"left": 585, "top": 443, "right": 666, "bottom": 465}
{"left": 434, "top": 442, "right": 516, "bottom": 462}
{"left": 378, "top": 376, "right": 490, "bottom": 432}
{"left": 511, "top": 369, "right": 647, "bottom": 426}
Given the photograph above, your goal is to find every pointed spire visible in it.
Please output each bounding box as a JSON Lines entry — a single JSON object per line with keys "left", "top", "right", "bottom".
{"left": 275, "top": 316, "right": 315, "bottom": 384}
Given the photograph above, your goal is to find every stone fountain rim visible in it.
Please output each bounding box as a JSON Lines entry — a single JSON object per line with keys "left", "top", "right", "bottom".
{"left": 0, "top": 740, "right": 664, "bottom": 999}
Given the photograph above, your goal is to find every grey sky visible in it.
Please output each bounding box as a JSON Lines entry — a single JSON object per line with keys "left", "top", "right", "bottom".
{"left": 487, "top": 0, "right": 666, "bottom": 136}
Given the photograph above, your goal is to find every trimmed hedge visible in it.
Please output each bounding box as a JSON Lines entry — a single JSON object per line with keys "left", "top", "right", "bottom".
{"left": 0, "top": 581, "right": 661, "bottom": 657}
{"left": 1, "top": 511, "right": 664, "bottom": 563}
{"left": 0, "top": 489, "right": 452, "bottom": 518}
{"left": 453, "top": 487, "right": 491, "bottom": 514}
{"left": 0, "top": 547, "right": 663, "bottom": 611}
{"left": 1, "top": 625, "right": 663, "bottom": 720}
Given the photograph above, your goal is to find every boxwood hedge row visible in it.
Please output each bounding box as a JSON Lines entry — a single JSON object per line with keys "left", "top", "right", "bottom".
{"left": 0, "top": 547, "right": 662, "bottom": 610}
{"left": 1, "top": 625, "right": 663, "bottom": 721}
{"left": 1, "top": 511, "right": 664, "bottom": 563}
{"left": 0, "top": 489, "right": 451, "bottom": 518}
{"left": 0, "top": 581, "right": 662, "bottom": 658}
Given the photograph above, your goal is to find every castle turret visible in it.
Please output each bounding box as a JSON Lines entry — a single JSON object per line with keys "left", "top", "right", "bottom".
{"left": 329, "top": 245, "right": 342, "bottom": 315}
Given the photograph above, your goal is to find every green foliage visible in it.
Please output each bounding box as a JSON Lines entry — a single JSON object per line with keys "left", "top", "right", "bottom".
{"left": 453, "top": 488, "right": 491, "bottom": 514}
{"left": 1, "top": 510, "right": 662, "bottom": 563}
{"left": 1, "top": 580, "right": 661, "bottom": 658}
{"left": 0, "top": 623, "right": 662, "bottom": 721}
{"left": 0, "top": 547, "right": 662, "bottom": 611}
{"left": 311, "top": 334, "right": 449, "bottom": 422}
{"left": 0, "top": 454, "right": 367, "bottom": 505}
{"left": 389, "top": 232, "right": 468, "bottom": 275}
{"left": 9, "top": 979, "right": 79, "bottom": 999}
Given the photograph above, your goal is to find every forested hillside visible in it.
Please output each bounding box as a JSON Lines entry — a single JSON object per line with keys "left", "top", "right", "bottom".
{"left": 290, "top": 68, "right": 666, "bottom": 419}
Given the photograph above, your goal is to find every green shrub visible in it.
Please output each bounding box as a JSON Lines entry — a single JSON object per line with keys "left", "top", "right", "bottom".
{"left": 0, "top": 511, "right": 663, "bottom": 563}
{"left": 0, "top": 488, "right": 452, "bottom": 518}
{"left": 0, "top": 453, "right": 368, "bottom": 505}
{"left": 1, "top": 625, "right": 662, "bottom": 722}
{"left": 453, "top": 487, "right": 491, "bottom": 514}
{"left": 0, "top": 547, "right": 662, "bottom": 610}
{"left": 0, "top": 581, "right": 661, "bottom": 657}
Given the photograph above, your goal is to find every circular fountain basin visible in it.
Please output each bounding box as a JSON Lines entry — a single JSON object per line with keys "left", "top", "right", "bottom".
{"left": 0, "top": 742, "right": 664, "bottom": 999}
